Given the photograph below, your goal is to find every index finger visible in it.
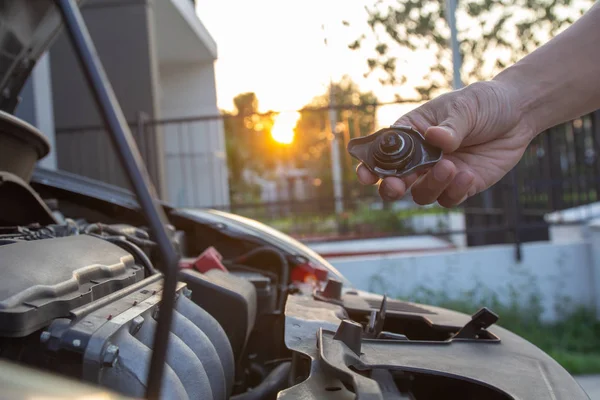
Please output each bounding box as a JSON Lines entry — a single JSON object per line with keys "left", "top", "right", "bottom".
{"left": 356, "top": 163, "right": 379, "bottom": 185}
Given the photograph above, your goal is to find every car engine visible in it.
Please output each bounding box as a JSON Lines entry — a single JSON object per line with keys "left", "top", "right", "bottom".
{"left": 0, "top": 222, "right": 239, "bottom": 400}
{"left": 0, "top": 91, "right": 296, "bottom": 399}
{"left": 0, "top": 209, "right": 591, "bottom": 399}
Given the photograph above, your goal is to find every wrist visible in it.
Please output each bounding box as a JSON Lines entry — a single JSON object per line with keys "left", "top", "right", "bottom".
{"left": 493, "top": 66, "right": 545, "bottom": 141}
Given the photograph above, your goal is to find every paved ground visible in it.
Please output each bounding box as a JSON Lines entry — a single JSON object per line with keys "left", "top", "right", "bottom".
{"left": 576, "top": 376, "right": 600, "bottom": 399}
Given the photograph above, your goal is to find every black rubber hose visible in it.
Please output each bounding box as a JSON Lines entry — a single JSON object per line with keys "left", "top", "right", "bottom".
{"left": 84, "top": 223, "right": 156, "bottom": 248}
{"left": 99, "top": 235, "right": 158, "bottom": 275}
{"left": 230, "top": 362, "right": 291, "bottom": 400}
{"left": 233, "top": 247, "right": 289, "bottom": 311}
{"left": 249, "top": 362, "right": 268, "bottom": 383}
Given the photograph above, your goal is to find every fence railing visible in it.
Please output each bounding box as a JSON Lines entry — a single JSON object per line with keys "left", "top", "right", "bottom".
{"left": 464, "top": 111, "right": 600, "bottom": 251}
{"left": 54, "top": 105, "right": 600, "bottom": 257}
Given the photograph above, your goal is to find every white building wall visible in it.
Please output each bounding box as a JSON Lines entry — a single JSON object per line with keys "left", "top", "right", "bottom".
{"left": 159, "top": 62, "right": 229, "bottom": 208}
{"left": 15, "top": 53, "right": 57, "bottom": 170}
{"left": 31, "top": 54, "right": 57, "bottom": 170}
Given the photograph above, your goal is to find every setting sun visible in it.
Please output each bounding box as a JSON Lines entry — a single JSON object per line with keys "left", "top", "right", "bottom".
{"left": 271, "top": 112, "right": 300, "bottom": 145}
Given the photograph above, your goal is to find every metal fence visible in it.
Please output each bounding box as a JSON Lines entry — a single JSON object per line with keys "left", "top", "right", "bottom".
{"left": 465, "top": 111, "right": 600, "bottom": 250}
{"left": 151, "top": 115, "right": 229, "bottom": 208}
{"left": 55, "top": 105, "right": 600, "bottom": 258}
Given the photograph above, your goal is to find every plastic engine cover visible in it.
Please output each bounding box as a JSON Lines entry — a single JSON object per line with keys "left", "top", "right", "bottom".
{"left": 0, "top": 235, "right": 144, "bottom": 337}
{"left": 180, "top": 269, "right": 257, "bottom": 362}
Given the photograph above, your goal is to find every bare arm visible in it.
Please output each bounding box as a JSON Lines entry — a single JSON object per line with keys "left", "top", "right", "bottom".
{"left": 495, "top": 1, "right": 600, "bottom": 134}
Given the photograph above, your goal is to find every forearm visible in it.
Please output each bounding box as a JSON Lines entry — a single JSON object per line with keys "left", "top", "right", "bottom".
{"left": 494, "top": 2, "right": 600, "bottom": 134}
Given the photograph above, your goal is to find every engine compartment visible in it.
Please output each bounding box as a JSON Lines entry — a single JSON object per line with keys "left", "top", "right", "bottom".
{"left": 0, "top": 211, "right": 294, "bottom": 399}
{"left": 0, "top": 206, "right": 590, "bottom": 400}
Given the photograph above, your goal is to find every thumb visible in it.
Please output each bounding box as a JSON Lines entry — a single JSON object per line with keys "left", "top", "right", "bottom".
{"left": 424, "top": 106, "right": 472, "bottom": 153}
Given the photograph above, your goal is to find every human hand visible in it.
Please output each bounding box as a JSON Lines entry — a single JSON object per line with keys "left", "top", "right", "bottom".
{"left": 357, "top": 81, "right": 536, "bottom": 207}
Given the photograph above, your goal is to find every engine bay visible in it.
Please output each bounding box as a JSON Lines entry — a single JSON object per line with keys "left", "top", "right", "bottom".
{"left": 0, "top": 189, "right": 590, "bottom": 399}
{"left": 0, "top": 212, "right": 292, "bottom": 399}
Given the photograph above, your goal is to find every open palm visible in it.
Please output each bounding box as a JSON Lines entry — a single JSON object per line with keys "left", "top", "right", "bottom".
{"left": 357, "top": 81, "right": 536, "bottom": 207}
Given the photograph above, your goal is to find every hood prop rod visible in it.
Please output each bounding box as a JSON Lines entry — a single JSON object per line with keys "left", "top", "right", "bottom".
{"left": 55, "top": 1, "right": 179, "bottom": 398}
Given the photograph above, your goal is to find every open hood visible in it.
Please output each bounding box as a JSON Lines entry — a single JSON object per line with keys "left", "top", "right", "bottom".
{"left": 0, "top": 0, "right": 83, "bottom": 112}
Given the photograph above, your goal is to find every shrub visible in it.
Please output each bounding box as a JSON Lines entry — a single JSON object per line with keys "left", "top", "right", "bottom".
{"left": 401, "top": 286, "right": 600, "bottom": 375}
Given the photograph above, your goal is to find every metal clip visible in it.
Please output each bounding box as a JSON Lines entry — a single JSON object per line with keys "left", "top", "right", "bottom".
{"left": 454, "top": 307, "right": 499, "bottom": 340}
{"left": 365, "top": 295, "right": 387, "bottom": 339}
{"left": 347, "top": 125, "right": 442, "bottom": 179}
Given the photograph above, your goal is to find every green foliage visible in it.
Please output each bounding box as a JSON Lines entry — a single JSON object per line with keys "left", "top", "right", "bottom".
{"left": 294, "top": 76, "right": 378, "bottom": 197}
{"left": 224, "top": 80, "right": 378, "bottom": 201}
{"left": 549, "top": 349, "right": 600, "bottom": 375}
{"left": 396, "top": 284, "right": 600, "bottom": 374}
{"left": 347, "top": 204, "right": 413, "bottom": 235}
{"left": 350, "top": 0, "right": 592, "bottom": 99}
{"left": 222, "top": 92, "right": 278, "bottom": 201}
{"left": 237, "top": 203, "right": 451, "bottom": 239}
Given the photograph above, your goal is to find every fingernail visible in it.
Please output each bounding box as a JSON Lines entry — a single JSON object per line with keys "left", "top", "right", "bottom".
{"left": 436, "top": 125, "right": 455, "bottom": 138}
{"left": 426, "top": 125, "right": 453, "bottom": 138}
{"left": 467, "top": 186, "right": 478, "bottom": 197}
{"left": 433, "top": 164, "right": 451, "bottom": 182}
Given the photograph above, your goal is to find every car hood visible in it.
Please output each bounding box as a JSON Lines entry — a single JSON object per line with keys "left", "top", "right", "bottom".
{"left": 173, "top": 208, "right": 354, "bottom": 287}
{"left": 0, "top": 0, "right": 83, "bottom": 112}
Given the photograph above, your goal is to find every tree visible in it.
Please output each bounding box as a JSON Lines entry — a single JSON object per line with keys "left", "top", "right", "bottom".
{"left": 348, "top": 0, "right": 591, "bottom": 99}
{"left": 223, "top": 92, "right": 277, "bottom": 202}
{"left": 293, "top": 76, "right": 378, "bottom": 199}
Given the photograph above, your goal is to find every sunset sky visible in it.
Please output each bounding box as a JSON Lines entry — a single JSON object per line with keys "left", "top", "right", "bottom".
{"left": 194, "top": 0, "right": 590, "bottom": 132}
{"left": 195, "top": 0, "right": 429, "bottom": 126}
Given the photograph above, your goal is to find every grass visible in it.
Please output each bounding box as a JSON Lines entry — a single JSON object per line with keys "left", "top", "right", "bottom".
{"left": 519, "top": 189, "right": 599, "bottom": 207}
{"left": 550, "top": 350, "right": 600, "bottom": 375}
{"left": 234, "top": 204, "right": 453, "bottom": 238}
{"left": 402, "top": 287, "right": 600, "bottom": 375}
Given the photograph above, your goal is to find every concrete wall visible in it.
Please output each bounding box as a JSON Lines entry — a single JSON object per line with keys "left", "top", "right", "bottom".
{"left": 159, "top": 62, "right": 220, "bottom": 118}
{"left": 50, "top": 0, "right": 163, "bottom": 192}
{"left": 329, "top": 239, "right": 596, "bottom": 321}
{"left": 51, "top": 0, "right": 160, "bottom": 128}
{"left": 158, "top": 62, "right": 229, "bottom": 207}
{"left": 586, "top": 220, "right": 600, "bottom": 319}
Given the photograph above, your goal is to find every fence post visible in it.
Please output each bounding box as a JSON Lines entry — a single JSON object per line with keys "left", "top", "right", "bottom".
{"left": 586, "top": 219, "right": 600, "bottom": 319}
{"left": 592, "top": 111, "right": 600, "bottom": 199}
{"left": 136, "top": 111, "right": 148, "bottom": 157}
{"left": 543, "top": 128, "right": 558, "bottom": 210}
{"left": 136, "top": 111, "right": 165, "bottom": 200}
{"left": 510, "top": 169, "right": 523, "bottom": 262}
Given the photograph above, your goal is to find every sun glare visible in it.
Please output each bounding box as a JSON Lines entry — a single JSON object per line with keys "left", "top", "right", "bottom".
{"left": 271, "top": 112, "right": 299, "bottom": 145}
